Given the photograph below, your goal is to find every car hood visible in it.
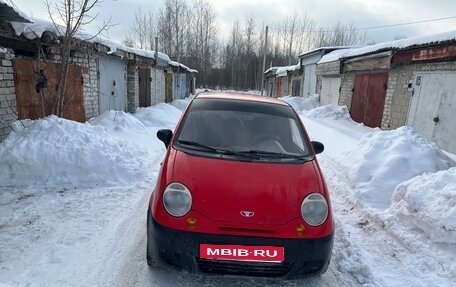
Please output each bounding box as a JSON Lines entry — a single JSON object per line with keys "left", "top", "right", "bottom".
{"left": 171, "top": 150, "right": 321, "bottom": 225}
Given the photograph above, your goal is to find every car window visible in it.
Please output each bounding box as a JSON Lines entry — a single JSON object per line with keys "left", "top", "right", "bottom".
{"left": 176, "top": 99, "right": 311, "bottom": 159}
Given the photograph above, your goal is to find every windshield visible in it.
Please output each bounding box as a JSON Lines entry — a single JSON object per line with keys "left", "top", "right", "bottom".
{"left": 175, "top": 98, "right": 311, "bottom": 161}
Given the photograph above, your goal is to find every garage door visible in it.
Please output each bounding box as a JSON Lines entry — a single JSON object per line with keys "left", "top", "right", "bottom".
{"left": 302, "top": 64, "right": 316, "bottom": 98}
{"left": 320, "top": 77, "right": 341, "bottom": 106}
{"left": 407, "top": 72, "right": 456, "bottom": 153}
{"left": 351, "top": 73, "right": 388, "bottom": 128}
{"left": 98, "top": 56, "right": 127, "bottom": 113}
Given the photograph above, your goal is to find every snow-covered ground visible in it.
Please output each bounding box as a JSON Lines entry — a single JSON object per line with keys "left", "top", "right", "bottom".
{"left": 0, "top": 94, "right": 455, "bottom": 286}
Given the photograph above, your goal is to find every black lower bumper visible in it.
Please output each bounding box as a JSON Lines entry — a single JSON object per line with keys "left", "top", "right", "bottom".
{"left": 147, "top": 211, "right": 333, "bottom": 278}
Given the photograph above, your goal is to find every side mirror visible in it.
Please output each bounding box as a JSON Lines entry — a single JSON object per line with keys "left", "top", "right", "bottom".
{"left": 157, "top": 129, "right": 173, "bottom": 148}
{"left": 311, "top": 141, "right": 324, "bottom": 155}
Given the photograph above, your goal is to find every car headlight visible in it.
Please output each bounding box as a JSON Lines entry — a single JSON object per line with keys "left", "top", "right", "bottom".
{"left": 163, "top": 183, "right": 192, "bottom": 217}
{"left": 301, "top": 193, "right": 328, "bottom": 226}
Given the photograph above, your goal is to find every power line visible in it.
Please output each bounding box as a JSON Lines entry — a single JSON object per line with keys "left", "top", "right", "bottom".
{"left": 311, "top": 15, "right": 456, "bottom": 33}
{"left": 357, "top": 15, "right": 456, "bottom": 30}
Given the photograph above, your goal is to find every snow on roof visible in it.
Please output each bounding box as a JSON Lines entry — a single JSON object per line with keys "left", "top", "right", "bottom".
{"left": 9, "top": 16, "right": 197, "bottom": 73}
{"left": 264, "top": 63, "right": 300, "bottom": 76}
{"left": 0, "top": 0, "right": 31, "bottom": 22}
{"left": 299, "top": 46, "right": 358, "bottom": 58}
{"left": 319, "top": 30, "right": 456, "bottom": 64}
{"left": 168, "top": 60, "right": 198, "bottom": 73}
{"left": 318, "top": 48, "right": 357, "bottom": 64}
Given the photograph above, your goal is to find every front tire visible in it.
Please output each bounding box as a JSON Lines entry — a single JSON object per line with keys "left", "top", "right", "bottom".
{"left": 146, "top": 210, "right": 163, "bottom": 267}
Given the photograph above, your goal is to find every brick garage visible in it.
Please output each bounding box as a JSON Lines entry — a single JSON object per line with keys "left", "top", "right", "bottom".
{"left": 331, "top": 32, "right": 456, "bottom": 153}
{"left": 0, "top": 48, "right": 17, "bottom": 141}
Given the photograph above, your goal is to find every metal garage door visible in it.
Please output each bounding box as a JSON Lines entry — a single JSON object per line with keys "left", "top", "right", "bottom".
{"left": 320, "top": 77, "right": 341, "bottom": 106}
{"left": 98, "top": 56, "right": 127, "bottom": 113}
{"left": 351, "top": 73, "right": 388, "bottom": 128}
{"left": 139, "top": 68, "right": 151, "bottom": 107}
{"left": 407, "top": 72, "right": 456, "bottom": 153}
{"left": 13, "top": 58, "right": 86, "bottom": 122}
{"left": 303, "top": 64, "right": 316, "bottom": 98}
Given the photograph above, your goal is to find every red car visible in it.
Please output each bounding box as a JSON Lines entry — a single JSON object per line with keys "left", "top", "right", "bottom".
{"left": 147, "top": 92, "right": 334, "bottom": 278}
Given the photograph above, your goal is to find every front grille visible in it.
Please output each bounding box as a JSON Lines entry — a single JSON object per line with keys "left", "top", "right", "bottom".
{"left": 217, "top": 226, "right": 276, "bottom": 235}
{"left": 197, "top": 258, "right": 291, "bottom": 277}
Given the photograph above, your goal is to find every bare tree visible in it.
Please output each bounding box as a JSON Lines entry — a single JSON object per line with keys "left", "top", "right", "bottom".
{"left": 124, "top": 9, "right": 157, "bottom": 50}
{"left": 158, "top": 0, "right": 188, "bottom": 61}
{"left": 274, "top": 13, "right": 317, "bottom": 64}
{"left": 315, "top": 21, "right": 367, "bottom": 47}
{"left": 186, "top": 0, "right": 218, "bottom": 85}
{"left": 44, "top": 0, "right": 111, "bottom": 117}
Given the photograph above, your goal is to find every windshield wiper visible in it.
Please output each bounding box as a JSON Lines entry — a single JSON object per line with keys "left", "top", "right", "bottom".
{"left": 176, "top": 140, "right": 261, "bottom": 159}
{"left": 175, "top": 140, "right": 218, "bottom": 152}
{"left": 238, "top": 150, "right": 309, "bottom": 161}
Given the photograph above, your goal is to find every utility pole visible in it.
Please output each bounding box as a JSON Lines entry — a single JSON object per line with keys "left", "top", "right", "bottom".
{"left": 260, "top": 25, "right": 268, "bottom": 96}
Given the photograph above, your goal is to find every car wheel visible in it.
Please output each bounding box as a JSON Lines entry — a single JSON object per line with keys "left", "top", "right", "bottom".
{"left": 146, "top": 214, "right": 163, "bottom": 267}
{"left": 146, "top": 242, "right": 153, "bottom": 266}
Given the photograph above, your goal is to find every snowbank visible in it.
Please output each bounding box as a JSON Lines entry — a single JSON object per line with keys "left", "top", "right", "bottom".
{"left": 281, "top": 95, "right": 319, "bottom": 113}
{"left": 89, "top": 110, "right": 147, "bottom": 133}
{"left": 337, "top": 126, "right": 455, "bottom": 209}
{"left": 382, "top": 167, "right": 456, "bottom": 244}
{"left": 304, "top": 105, "right": 351, "bottom": 120}
{"left": 134, "top": 103, "right": 182, "bottom": 129}
{"left": 0, "top": 115, "right": 150, "bottom": 188}
{"left": 170, "top": 98, "right": 192, "bottom": 111}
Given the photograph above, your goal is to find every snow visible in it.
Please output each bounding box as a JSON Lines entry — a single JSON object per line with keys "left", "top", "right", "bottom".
{"left": 0, "top": 115, "right": 150, "bottom": 188}
{"left": 336, "top": 126, "right": 455, "bottom": 209}
{"left": 264, "top": 64, "right": 300, "bottom": 76}
{"left": 304, "top": 105, "right": 351, "bottom": 120}
{"left": 0, "top": 94, "right": 455, "bottom": 286}
{"left": 281, "top": 95, "right": 319, "bottom": 112}
{"left": 319, "top": 30, "right": 456, "bottom": 63}
{"left": 0, "top": 0, "right": 31, "bottom": 23}
{"left": 383, "top": 167, "right": 456, "bottom": 244}
{"left": 318, "top": 49, "right": 353, "bottom": 64}
{"left": 9, "top": 15, "right": 197, "bottom": 73}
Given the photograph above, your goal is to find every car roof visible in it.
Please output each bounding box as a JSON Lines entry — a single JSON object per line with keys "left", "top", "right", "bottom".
{"left": 195, "top": 91, "right": 289, "bottom": 106}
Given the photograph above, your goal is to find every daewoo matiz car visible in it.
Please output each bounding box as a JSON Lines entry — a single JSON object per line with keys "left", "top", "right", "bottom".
{"left": 147, "top": 91, "right": 334, "bottom": 278}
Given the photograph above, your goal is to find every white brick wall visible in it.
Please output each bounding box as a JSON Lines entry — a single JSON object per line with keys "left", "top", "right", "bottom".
{"left": 127, "top": 65, "right": 139, "bottom": 113}
{"left": 0, "top": 48, "right": 18, "bottom": 142}
{"left": 338, "top": 72, "right": 355, "bottom": 107}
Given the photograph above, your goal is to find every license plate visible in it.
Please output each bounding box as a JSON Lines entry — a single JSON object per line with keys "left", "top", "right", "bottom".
{"left": 200, "top": 244, "right": 284, "bottom": 263}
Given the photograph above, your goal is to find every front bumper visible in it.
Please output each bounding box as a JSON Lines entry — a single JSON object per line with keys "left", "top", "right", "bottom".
{"left": 147, "top": 211, "right": 333, "bottom": 278}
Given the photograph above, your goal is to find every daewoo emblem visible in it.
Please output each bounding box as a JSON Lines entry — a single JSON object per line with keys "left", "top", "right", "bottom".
{"left": 240, "top": 211, "right": 255, "bottom": 218}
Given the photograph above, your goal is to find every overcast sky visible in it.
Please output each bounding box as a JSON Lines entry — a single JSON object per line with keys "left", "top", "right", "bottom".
{"left": 10, "top": 0, "right": 456, "bottom": 47}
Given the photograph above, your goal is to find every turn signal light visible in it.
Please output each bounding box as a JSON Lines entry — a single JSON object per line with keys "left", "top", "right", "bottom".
{"left": 296, "top": 224, "right": 306, "bottom": 236}
{"left": 186, "top": 217, "right": 198, "bottom": 229}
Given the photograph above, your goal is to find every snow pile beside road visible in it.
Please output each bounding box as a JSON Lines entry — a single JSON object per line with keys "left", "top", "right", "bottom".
{"left": 337, "top": 126, "right": 455, "bottom": 209}
{"left": 282, "top": 96, "right": 350, "bottom": 120}
{"left": 89, "top": 110, "right": 147, "bottom": 132}
{"left": 281, "top": 95, "right": 319, "bottom": 113}
{"left": 170, "top": 99, "right": 191, "bottom": 111}
{"left": 0, "top": 115, "right": 149, "bottom": 188}
{"left": 134, "top": 103, "right": 182, "bottom": 128}
{"left": 382, "top": 168, "right": 456, "bottom": 244}
{"left": 304, "top": 105, "right": 351, "bottom": 120}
